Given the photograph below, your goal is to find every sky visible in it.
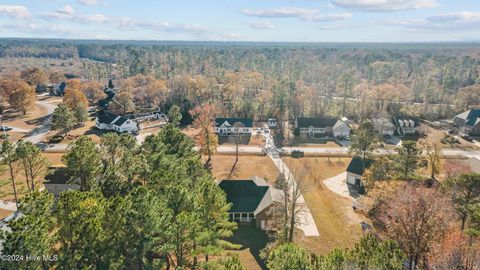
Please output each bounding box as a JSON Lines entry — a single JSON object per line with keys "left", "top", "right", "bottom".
{"left": 0, "top": 0, "right": 480, "bottom": 42}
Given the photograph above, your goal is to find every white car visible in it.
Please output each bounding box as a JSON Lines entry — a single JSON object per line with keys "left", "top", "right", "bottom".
{"left": 264, "top": 128, "right": 270, "bottom": 134}
{"left": 256, "top": 128, "right": 262, "bottom": 134}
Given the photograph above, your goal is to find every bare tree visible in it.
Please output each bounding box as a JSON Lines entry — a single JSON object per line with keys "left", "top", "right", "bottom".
{"left": 227, "top": 122, "right": 245, "bottom": 179}
{"left": 270, "top": 163, "right": 309, "bottom": 243}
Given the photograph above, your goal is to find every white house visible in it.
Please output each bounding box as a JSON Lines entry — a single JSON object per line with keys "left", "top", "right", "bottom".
{"left": 372, "top": 118, "right": 396, "bottom": 136}
{"left": 295, "top": 117, "right": 350, "bottom": 138}
{"left": 44, "top": 167, "right": 80, "bottom": 196}
{"left": 268, "top": 118, "right": 277, "bottom": 128}
{"left": 95, "top": 112, "right": 139, "bottom": 133}
{"left": 214, "top": 118, "right": 253, "bottom": 135}
{"left": 346, "top": 156, "right": 374, "bottom": 187}
{"left": 393, "top": 117, "right": 418, "bottom": 136}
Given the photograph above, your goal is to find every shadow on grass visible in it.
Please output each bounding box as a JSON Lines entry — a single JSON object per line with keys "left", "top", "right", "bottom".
{"left": 218, "top": 135, "right": 252, "bottom": 145}
{"left": 226, "top": 225, "right": 268, "bottom": 270}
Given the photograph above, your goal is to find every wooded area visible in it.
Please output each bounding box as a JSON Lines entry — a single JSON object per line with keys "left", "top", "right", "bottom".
{"left": 1, "top": 39, "right": 480, "bottom": 121}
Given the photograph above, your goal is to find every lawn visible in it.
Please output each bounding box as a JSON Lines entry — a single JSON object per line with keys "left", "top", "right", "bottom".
{"left": 208, "top": 155, "right": 278, "bottom": 182}
{"left": 282, "top": 157, "right": 364, "bottom": 255}
{"left": 226, "top": 226, "right": 268, "bottom": 270}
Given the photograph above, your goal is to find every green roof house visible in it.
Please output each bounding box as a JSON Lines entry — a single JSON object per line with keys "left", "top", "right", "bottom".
{"left": 219, "top": 176, "right": 282, "bottom": 230}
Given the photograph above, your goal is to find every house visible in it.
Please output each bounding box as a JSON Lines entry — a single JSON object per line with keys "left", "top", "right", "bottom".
{"left": 295, "top": 117, "right": 350, "bottom": 138}
{"left": 268, "top": 118, "right": 277, "bottom": 128}
{"left": 393, "top": 117, "right": 418, "bottom": 136}
{"left": 95, "top": 112, "right": 139, "bottom": 133}
{"left": 346, "top": 156, "right": 374, "bottom": 187}
{"left": 43, "top": 167, "right": 80, "bottom": 196}
{"left": 214, "top": 118, "right": 253, "bottom": 135}
{"left": 218, "top": 176, "right": 282, "bottom": 230}
{"left": 372, "top": 118, "right": 396, "bottom": 136}
{"left": 453, "top": 109, "right": 480, "bottom": 136}
{"left": 48, "top": 82, "right": 67, "bottom": 96}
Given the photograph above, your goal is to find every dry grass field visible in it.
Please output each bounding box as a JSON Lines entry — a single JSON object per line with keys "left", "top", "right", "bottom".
{"left": 208, "top": 155, "right": 278, "bottom": 182}
{"left": 0, "top": 153, "right": 65, "bottom": 201}
{"left": 283, "top": 157, "right": 364, "bottom": 255}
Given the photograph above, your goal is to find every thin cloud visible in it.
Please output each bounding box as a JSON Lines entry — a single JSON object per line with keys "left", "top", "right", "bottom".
{"left": 0, "top": 5, "right": 30, "bottom": 19}
{"left": 40, "top": 6, "right": 109, "bottom": 24}
{"left": 241, "top": 7, "right": 352, "bottom": 22}
{"left": 77, "top": 0, "right": 102, "bottom": 6}
{"left": 248, "top": 21, "right": 275, "bottom": 29}
{"left": 332, "top": 0, "right": 439, "bottom": 12}
{"left": 387, "top": 11, "right": 480, "bottom": 31}
{"left": 241, "top": 7, "right": 318, "bottom": 18}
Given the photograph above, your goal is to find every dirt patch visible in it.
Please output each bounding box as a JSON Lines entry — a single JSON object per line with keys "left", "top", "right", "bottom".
{"left": 208, "top": 155, "right": 278, "bottom": 182}
{"left": 283, "top": 157, "right": 364, "bottom": 255}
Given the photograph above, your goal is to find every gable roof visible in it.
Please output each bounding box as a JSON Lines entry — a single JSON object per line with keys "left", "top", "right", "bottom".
{"left": 346, "top": 156, "right": 374, "bottom": 176}
{"left": 219, "top": 177, "right": 272, "bottom": 213}
{"left": 44, "top": 167, "right": 75, "bottom": 184}
{"left": 97, "top": 112, "right": 118, "bottom": 125}
{"left": 215, "top": 118, "right": 253, "bottom": 128}
{"left": 97, "top": 112, "right": 134, "bottom": 126}
{"left": 456, "top": 109, "right": 480, "bottom": 127}
{"left": 393, "top": 116, "right": 418, "bottom": 127}
{"left": 296, "top": 117, "right": 337, "bottom": 128}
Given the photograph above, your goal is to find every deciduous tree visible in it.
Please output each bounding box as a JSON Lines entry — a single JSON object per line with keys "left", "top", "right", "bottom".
{"left": 189, "top": 104, "right": 218, "bottom": 167}
{"left": 378, "top": 184, "right": 455, "bottom": 270}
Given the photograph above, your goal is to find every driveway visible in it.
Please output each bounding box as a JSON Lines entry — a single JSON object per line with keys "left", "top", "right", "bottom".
{"left": 323, "top": 172, "right": 351, "bottom": 199}
{"left": 264, "top": 133, "right": 320, "bottom": 237}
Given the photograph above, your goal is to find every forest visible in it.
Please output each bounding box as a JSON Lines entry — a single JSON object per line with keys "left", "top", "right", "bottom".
{"left": 1, "top": 39, "right": 480, "bottom": 122}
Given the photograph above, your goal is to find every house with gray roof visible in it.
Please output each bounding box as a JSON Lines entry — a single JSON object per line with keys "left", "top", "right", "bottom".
{"left": 295, "top": 117, "right": 350, "bottom": 138}
{"left": 43, "top": 167, "right": 80, "bottom": 196}
{"left": 214, "top": 118, "right": 253, "bottom": 136}
{"left": 453, "top": 109, "right": 480, "bottom": 136}
{"left": 95, "top": 112, "right": 139, "bottom": 133}
{"left": 218, "top": 176, "right": 282, "bottom": 230}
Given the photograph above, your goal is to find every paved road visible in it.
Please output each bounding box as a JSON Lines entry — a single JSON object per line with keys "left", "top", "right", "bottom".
{"left": 24, "top": 100, "right": 57, "bottom": 144}
{"left": 264, "top": 132, "right": 320, "bottom": 237}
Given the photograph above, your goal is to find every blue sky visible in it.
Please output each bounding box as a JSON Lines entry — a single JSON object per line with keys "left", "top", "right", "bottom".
{"left": 0, "top": 0, "right": 480, "bottom": 42}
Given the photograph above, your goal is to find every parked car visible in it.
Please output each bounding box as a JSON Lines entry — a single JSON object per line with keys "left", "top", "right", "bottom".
{"left": 447, "top": 129, "right": 457, "bottom": 135}
{"left": 462, "top": 135, "right": 474, "bottom": 142}
{"left": 0, "top": 125, "right": 12, "bottom": 131}
{"left": 264, "top": 128, "right": 270, "bottom": 134}
{"left": 35, "top": 143, "right": 48, "bottom": 151}
{"left": 256, "top": 127, "right": 262, "bottom": 134}
{"left": 291, "top": 150, "right": 304, "bottom": 158}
